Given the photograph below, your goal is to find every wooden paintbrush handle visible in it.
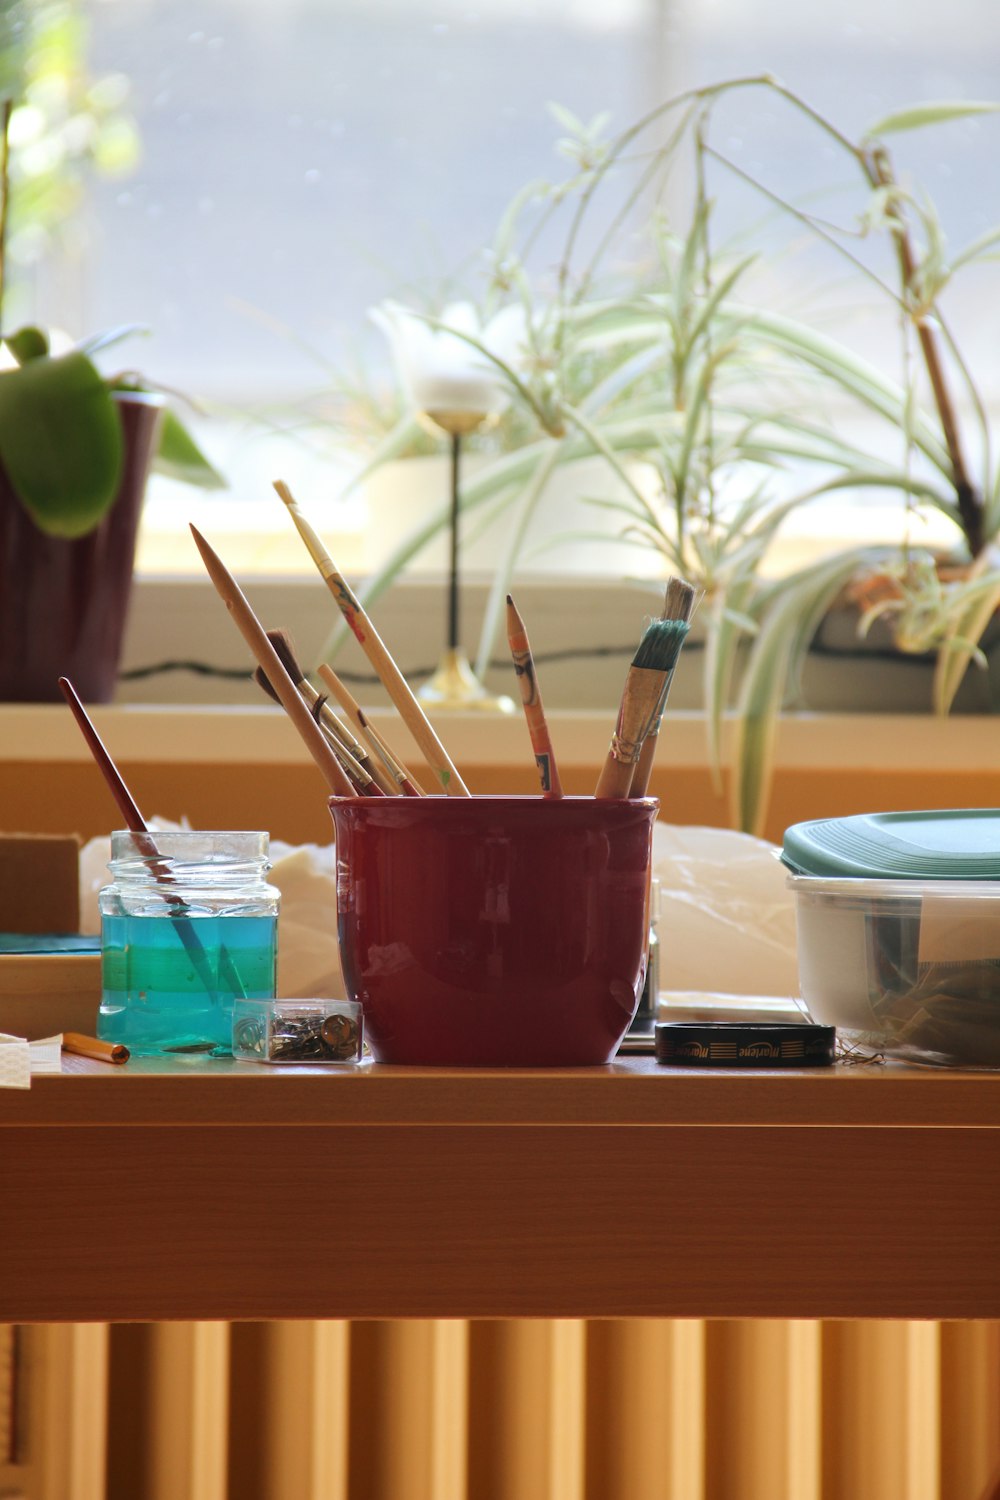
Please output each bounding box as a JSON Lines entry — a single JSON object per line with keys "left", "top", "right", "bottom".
{"left": 595, "top": 667, "right": 665, "bottom": 799}
{"left": 276, "top": 481, "right": 468, "bottom": 795}
{"left": 630, "top": 577, "right": 698, "bottom": 798}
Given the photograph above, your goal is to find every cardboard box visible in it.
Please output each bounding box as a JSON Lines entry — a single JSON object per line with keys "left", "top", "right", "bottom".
{"left": 0, "top": 834, "right": 80, "bottom": 934}
{"left": 0, "top": 955, "right": 101, "bottom": 1039}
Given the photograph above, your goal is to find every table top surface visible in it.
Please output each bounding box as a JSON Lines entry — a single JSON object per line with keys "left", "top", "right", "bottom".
{"left": 3, "top": 1052, "right": 999, "bottom": 1128}
{"left": 5, "top": 1053, "right": 1000, "bottom": 1322}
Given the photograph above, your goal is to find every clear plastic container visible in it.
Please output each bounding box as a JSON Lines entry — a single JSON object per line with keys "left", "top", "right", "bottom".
{"left": 99, "top": 830, "right": 279, "bottom": 1057}
{"left": 232, "top": 998, "right": 363, "bottom": 1065}
{"left": 789, "top": 873, "right": 1000, "bottom": 1068}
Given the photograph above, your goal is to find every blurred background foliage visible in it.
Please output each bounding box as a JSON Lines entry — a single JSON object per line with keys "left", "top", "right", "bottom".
{"left": 0, "top": 0, "right": 138, "bottom": 308}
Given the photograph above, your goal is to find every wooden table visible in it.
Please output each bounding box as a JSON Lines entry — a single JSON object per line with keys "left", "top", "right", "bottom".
{"left": 1, "top": 1056, "right": 998, "bottom": 1324}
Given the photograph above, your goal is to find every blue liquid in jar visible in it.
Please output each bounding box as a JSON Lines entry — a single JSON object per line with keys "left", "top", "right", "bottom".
{"left": 99, "top": 913, "right": 277, "bottom": 1056}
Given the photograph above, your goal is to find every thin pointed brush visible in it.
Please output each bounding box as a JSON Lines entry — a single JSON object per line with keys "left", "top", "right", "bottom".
{"left": 506, "top": 593, "right": 563, "bottom": 799}
{"left": 263, "top": 627, "right": 397, "bottom": 795}
{"left": 317, "top": 663, "right": 424, "bottom": 797}
{"left": 189, "top": 524, "right": 355, "bottom": 797}
{"left": 57, "top": 676, "right": 242, "bottom": 1003}
{"left": 594, "top": 618, "right": 691, "bottom": 799}
{"left": 629, "top": 576, "right": 698, "bottom": 798}
{"left": 274, "top": 478, "right": 468, "bottom": 796}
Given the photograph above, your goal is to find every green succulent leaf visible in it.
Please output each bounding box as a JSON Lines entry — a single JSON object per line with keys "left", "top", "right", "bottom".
{"left": 863, "top": 100, "right": 1000, "bottom": 141}
{"left": 5, "top": 326, "right": 50, "bottom": 364}
{"left": 0, "top": 351, "right": 123, "bottom": 538}
{"left": 154, "top": 408, "right": 226, "bottom": 490}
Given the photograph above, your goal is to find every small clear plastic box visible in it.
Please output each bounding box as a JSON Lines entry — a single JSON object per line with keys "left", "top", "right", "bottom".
{"left": 232, "top": 998, "right": 364, "bottom": 1066}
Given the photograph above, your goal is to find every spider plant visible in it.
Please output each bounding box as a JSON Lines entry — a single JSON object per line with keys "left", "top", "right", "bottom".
{"left": 322, "top": 79, "right": 1000, "bottom": 834}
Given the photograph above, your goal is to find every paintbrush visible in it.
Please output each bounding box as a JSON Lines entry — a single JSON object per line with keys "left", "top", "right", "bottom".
{"left": 274, "top": 478, "right": 468, "bottom": 796}
{"left": 57, "top": 676, "right": 241, "bottom": 1003}
{"left": 189, "top": 525, "right": 355, "bottom": 797}
{"left": 251, "top": 637, "right": 386, "bottom": 797}
{"left": 253, "top": 657, "right": 385, "bottom": 795}
{"left": 629, "top": 577, "right": 698, "bottom": 798}
{"left": 261, "top": 628, "right": 397, "bottom": 795}
{"left": 594, "top": 619, "right": 691, "bottom": 799}
{"left": 317, "top": 663, "right": 424, "bottom": 796}
{"left": 505, "top": 594, "right": 563, "bottom": 798}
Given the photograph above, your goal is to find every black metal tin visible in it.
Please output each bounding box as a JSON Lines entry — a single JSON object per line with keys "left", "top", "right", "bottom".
{"left": 654, "top": 1021, "right": 836, "bottom": 1068}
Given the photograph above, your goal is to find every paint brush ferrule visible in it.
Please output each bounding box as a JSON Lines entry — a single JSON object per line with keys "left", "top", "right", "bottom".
{"left": 609, "top": 732, "right": 644, "bottom": 765}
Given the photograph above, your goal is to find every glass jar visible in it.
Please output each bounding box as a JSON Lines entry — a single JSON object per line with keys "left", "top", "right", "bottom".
{"left": 98, "top": 830, "right": 279, "bottom": 1057}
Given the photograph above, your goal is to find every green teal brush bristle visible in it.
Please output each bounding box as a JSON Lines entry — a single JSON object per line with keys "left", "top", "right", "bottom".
{"left": 631, "top": 617, "right": 690, "bottom": 672}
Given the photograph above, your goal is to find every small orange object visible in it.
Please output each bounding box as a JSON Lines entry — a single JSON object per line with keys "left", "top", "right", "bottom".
{"left": 62, "top": 1033, "right": 130, "bottom": 1065}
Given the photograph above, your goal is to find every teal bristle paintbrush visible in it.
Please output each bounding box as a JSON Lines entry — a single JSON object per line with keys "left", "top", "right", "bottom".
{"left": 594, "top": 617, "right": 691, "bottom": 799}
{"left": 630, "top": 576, "right": 698, "bottom": 798}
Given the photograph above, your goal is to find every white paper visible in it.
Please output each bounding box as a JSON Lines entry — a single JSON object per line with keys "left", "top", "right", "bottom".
{"left": 918, "top": 894, "right": 1000, "bottom": 966}
{"left": 0, "top": 1032, "right": 63, "bottom": 1089}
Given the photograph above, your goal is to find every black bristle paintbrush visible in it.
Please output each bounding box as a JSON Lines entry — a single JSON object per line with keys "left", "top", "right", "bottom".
{"left": 594, "top": 617, "right": 691, "bottom": 799}
{"left": 253, "top": 630, "right": 389, "bottom": 796}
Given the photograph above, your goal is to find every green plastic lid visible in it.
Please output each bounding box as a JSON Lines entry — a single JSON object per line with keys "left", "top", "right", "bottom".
{"left": 781, "top": 809, "right": 1000, "bottom": 880}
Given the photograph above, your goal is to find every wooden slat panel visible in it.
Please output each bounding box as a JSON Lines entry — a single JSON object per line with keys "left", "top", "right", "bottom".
{"left": 468, "top": 1321, "right": 585, "bottom": 1500}
{"left": 243, "top": 1322, "right": 350, "bottom": 1500}
{"left": 0, "top": 1325, "right": 13, "bottom": 1466}
{"left": 705, "top": 1321, "right": 820, "bottom": 1500}
{"left": 822, "top": 1321, "right": 940, "bottom": 1500}
{"left": 146, "top": 1323, "right": 229, "bottom": 1500}
{"left": 348, "top": 1321, "right": 468, "bottom": 1500}
{"left": 10, "top": 1313, "right": 1000, "bottom": 1500}
{"left": 586, "top": 1319, "right": 705, "bottom": 1500}
{"left": 5, "top": 1325, "right": 109, "bottom": 1500}
{"left": 940, "top": 1322, "right": 1000, "bottom": 1500}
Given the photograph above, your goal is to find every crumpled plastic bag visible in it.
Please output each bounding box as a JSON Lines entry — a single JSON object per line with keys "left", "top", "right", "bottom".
{"left": 79, "top": 818, "right": 795, "bottom": 1007}
{"left": 653, "top": 822, "right": 798, "bottom": 998}
{"left": 79, "top": 820, "right": 344, "bottom": 1000}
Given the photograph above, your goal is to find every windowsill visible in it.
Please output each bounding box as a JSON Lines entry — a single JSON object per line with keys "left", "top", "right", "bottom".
{"left": 3, "top": 703, "right": 997, "bottom": 773}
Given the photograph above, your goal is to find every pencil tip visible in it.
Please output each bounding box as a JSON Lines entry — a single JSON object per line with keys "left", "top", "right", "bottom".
{"left": 506, "top": 594, "right": 513, "bottom": 606}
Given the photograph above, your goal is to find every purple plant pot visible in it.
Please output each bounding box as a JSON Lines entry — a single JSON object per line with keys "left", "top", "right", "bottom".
{"left": 0, "top": 391, "right": 164, "bottom": 702}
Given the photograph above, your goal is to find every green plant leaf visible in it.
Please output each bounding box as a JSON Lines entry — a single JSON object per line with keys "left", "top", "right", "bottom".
{"left": 5, "top": 326, "right": 49, "bottom": 363}
{"left": 77, "top": 323, "right": 148, "bottom": 358}
{"left": 153, "top": 408, "right": 226, "bottom": 489}
{"left": 731, "top": 549, "right": 881, "bottom": 834}
{"left": 863, "top": 101, "right": 1000, "bottom": 141}
{"left": 475, "top": 445, "right": 563, "bottom": 678}
{"left": 0, "top": 351, "right": 123, "bottom": 537}
{"left": 933, "top": 567, "right": 1000, "bottom": 713}
{"left": 949, "top": 224, "right": 1000, "bottom": 274}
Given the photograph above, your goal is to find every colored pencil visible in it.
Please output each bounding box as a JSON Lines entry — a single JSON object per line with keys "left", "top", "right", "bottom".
{"left": 62, "top": 1033, "right": 129, "bottom": 1065}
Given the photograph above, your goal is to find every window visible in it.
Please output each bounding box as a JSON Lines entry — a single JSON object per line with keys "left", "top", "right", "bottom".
{"left": 13, "top": 0, "right": 994, "bottom": 585}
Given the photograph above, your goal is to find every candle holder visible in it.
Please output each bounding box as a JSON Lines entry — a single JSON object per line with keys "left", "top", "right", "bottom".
{"left": 417, "top": 407, "right": 514, "bottom": 714}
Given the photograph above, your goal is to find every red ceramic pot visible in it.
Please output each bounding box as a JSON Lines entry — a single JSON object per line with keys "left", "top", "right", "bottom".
{"left": 0, "top": 390, "right": 163, "bottom": 702}
{"left": 329, "top": 794, "right": 658, "bottom": 1066}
